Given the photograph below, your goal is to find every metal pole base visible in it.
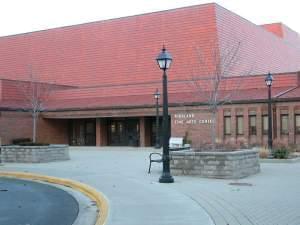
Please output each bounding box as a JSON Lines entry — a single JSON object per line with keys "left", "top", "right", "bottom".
{"left": 159, "top": 173, "right": 174, "bottom": 183}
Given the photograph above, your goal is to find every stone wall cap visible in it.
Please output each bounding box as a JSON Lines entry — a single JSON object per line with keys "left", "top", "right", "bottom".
{"left": 2, "top": 145, "right": 68, "bottom": 149}
{"left": 171, "top": 149, "right": 258, "bottom": 156}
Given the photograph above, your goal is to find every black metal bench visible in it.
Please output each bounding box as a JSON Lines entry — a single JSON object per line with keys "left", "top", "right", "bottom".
{"left": 148, "top": 152, "right": 162, "bottom": 174}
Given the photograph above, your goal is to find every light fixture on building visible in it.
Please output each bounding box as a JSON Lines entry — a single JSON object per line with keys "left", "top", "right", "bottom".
{"left": 156, "top": 46, "right": 174, "bottom": 183}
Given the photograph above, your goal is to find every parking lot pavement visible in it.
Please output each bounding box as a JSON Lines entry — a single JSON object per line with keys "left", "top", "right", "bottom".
{"left": 1, "top": 147, "right": 300, "bottom": 225}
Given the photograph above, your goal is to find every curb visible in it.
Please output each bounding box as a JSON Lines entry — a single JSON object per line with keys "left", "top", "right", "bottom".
{"left": 0, "top": 171, "right": 109, "bottom": 225}
{"left": 260, "top": 157, "right": 300, "bottom": 163}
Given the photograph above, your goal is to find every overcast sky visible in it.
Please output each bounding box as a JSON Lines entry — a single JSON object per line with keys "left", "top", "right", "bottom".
{"left": 0, "top": 0, "right": 299, "bottom": 37}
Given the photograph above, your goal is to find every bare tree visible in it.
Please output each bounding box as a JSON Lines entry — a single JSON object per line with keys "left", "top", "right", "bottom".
{"left": 18, "top": 68, "right": 54, "bottom": 143}
{"left": 190, "top": 40, "right": 252, "bottom": 150}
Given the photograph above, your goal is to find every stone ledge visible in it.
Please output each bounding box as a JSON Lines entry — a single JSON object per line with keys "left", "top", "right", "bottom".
{"left": 0, "top": 145, "right": 70, "bottom": 163}
{"left": 170, "top": 149, "right": 260, "bottom": 179}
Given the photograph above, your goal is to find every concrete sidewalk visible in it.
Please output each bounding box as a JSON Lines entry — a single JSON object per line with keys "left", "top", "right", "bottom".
{"left": 1, "top": 147, "right": 300, "bottom": 225}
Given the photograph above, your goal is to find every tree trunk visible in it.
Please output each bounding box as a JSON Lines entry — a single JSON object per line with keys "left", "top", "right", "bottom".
{"left": 33, "top": 113, "right": 37, "bottom": 143}
{"left": 211, "top": 110, "right": 217, "bottom": 151}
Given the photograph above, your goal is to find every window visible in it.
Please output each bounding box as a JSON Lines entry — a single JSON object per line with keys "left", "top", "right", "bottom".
{"left": 249, "top": 115, "right": 257, "bottom": 135}
{"left": 236, "top": 116, "right": 244, "bottom": 135}
{"left": 224, "top": 116, "right": 231, "bottom": 135}
{"left": 280, "top": 114, "right": 289, "bottom": 134}
{"left": 262, "top": 115, "right": 268, "bottom": 134}
{"left": 295, "top": 115, "right": 300, "bottom": 134}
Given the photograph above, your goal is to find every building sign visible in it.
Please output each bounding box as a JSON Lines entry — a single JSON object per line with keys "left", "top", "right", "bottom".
{"left": 174, "top": 113, "right": 213, "bottom": 125}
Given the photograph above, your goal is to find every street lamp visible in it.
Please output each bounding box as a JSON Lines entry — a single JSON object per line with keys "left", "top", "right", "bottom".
{"left": 265, "top": 72, "right": 273, "bottom": 151}
{"left": 154, "top": 89, "right": 161, "bottom": 149}
{"left": 156, "top": 46, "right": 174, "bottom": 183}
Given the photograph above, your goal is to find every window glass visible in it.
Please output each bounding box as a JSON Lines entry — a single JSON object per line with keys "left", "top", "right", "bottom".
{"left": 224, "top": 116, "right": 231, "bottom": 135}
{"left": 237, "top": 116, "right": 243, "bottom": 135}
{"left": 111, "top": 124, "right": 116, "bottom": 133}
{"left": 281, "top": 114, "right": 289, "bottom": 134}
{"left": 249, "top": 115, "right": 256, "bottom": 135}
{"left": 295, "top": 115, "right": 300, "bottom": 134}
{"left": 262, "top": 115, "right": 268, "bottom": 134}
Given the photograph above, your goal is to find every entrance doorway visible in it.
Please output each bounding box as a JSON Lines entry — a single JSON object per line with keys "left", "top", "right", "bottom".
{"left": 69, "top": 119, "right": 96, "bottom": 146}
{"left": 108, "top": 118, "right": 139, "bottom": 146}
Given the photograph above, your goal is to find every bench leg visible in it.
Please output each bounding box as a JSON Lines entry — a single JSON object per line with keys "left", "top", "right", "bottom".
{"left": 148, "top": 161, "right": 152, "bottom": 174}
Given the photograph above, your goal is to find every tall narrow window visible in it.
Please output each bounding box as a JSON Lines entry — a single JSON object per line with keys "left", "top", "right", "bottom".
{"left": 262, "top": 115, "right": 268, "bottom": 134}
{"left": 280, "top": 114, "right": 289, "bottom": 134}
{"left": 236, "top": 116, "right": 244, "bottom": 135}
{"left": 295, "top": 115, "right": 300, "bottom": 134}
{"left": 249, "top": 115, "right": 257, "bottom": 135}
{"left": 224, "top": 116, "right": 231, "bottom": 135}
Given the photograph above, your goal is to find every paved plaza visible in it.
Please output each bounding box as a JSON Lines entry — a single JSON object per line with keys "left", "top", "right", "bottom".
{"left": 1, "top": 147, "right": 300, "bottom": 225}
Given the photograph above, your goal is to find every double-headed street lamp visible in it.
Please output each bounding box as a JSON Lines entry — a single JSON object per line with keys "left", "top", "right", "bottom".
{"left": 265, "top": 72, "right": 273, "bottom": 151}
{"left": 156, "top": 46, "right": 174, "bottom": 183}
{"left": 154, "top": 89, "right": 161, "bottom": 149}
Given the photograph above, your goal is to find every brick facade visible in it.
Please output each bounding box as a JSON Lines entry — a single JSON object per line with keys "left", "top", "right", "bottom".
{"left": 0, "top": 111, "right": 69, "bottom": 145}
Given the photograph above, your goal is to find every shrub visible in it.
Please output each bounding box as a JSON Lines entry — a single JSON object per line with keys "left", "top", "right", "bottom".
{"left": 12, "top": 138, "right": 32, "bottom": 145}
{"left": 259, "top": 148, "right": 270, "bottom": 158}
{"left": 273, "top": 147, "right": 289, "bottom": 159}
{"left": 19, "top": 142, "right": 49, "bottom": 146}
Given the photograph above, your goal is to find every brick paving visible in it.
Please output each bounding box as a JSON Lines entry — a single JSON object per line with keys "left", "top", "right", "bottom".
{"left": 1, "top": 147, "right": 300, "bottom": 225}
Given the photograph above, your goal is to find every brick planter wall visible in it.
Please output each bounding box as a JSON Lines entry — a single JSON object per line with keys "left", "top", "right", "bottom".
{"left": 170, "top": 149, "right": 260, "bottom": 179}
{"left": 0, "top": 145, "right": 70, "bottom": 163}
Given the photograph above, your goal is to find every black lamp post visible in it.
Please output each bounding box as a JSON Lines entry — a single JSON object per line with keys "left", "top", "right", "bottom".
{"left": 265, "top": 72, "right": 273, "bottom": 151}
{"left": 154, "top": 89, "right": 161, "bottom": 149}
{"left": 156, "top": 46, "right": 174, "bottom": 183}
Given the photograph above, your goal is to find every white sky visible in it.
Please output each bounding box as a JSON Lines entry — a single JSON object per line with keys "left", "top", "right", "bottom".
{"left": 0, "top": 0, "right": 300, "bottom": 37}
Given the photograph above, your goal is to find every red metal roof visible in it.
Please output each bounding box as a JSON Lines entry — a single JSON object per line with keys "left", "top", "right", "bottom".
{"left": 261, "top": 23, "right": 300, "bottom": 48}
{"left": 1, "top": 3, "right": 300, "bottom": 111}
{"left": 40, "top": 86, "right": 292, "bottom": 111}
{"left": 261, "top": 23, "right": 284, "bottom": 38}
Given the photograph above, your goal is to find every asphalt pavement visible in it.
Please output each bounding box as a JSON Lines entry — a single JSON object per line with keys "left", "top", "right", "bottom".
{"left": 0, "top": 177, "right": 79, "bottom": 225}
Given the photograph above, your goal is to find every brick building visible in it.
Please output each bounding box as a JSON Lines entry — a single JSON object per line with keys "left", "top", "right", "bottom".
{"left": 1, "top": 3, "right": 300, "bottom": 148}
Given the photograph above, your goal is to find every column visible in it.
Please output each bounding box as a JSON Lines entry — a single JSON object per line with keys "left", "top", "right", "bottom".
{"left": 257, "top": 106, "right": 262, "bottom": 145}
{"left": 231, "top": 108, "right": 236, "bottom": 142}
{"left": 96, "top": 118, "right": 107, "bottom": 146}
{"left": 96, "top": 118, "right": 101, "bottom": 146}
{"left": 244, "top": 107, "right": 249, "bottom": 143}
{"left": 289, "top": 105, "right": 295, "bottom": 144}
{"left": 139, "top": 117, "right": 146, "bottom": 147}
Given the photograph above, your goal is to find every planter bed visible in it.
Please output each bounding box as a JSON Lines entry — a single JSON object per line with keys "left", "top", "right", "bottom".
{"left": 170, "top": 149, "right": 260, "bottom": 179}
{"left": 0, "top": 145, "right": 70, "bottom": 163}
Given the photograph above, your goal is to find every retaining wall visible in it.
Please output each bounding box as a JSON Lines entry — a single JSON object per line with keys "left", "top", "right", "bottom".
{"left": 0, "top": 145, "right": 70, "bottom": 163}
{"left": 170, "top": 149, "right": 260, "bottom": 179}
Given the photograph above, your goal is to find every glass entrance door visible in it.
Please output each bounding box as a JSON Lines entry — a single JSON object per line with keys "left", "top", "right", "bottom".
{"left": 69, "top": 119, "right": 96, "bottom": 146}
{"left": 85, "top": 121, "right": 96, "bottom": 146}
{"left": 108, "top": 118, "right": 139, "bottom": 146}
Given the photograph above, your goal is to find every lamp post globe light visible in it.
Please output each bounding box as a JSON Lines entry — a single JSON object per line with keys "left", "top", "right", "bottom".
{"left": 154, "top": 89, "right": 161, "bottom": 149}
{"left": 156, "top": 46, "right": 174, "bottom": 183}
{"left": 265, "top": 72, "right": 273, "bottom": 152}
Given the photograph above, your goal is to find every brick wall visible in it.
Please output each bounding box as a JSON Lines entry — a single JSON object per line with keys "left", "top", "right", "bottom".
{"left": 170, "top": 101, "right": 300, "bottom": 149}
{"left": 171, "top": 109, "right": 214, "bottom": 147}
{"left": 0, "top": 111, "right": 69, "bottom": 145}
{"left": 37, "top": 118, "right": 69, "bottom": 144}
{"left": 2, "top": 101, "right": 300, "bottom": 147}
{"left": 0, "top": 111, "right": 33, "bottom": 145}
